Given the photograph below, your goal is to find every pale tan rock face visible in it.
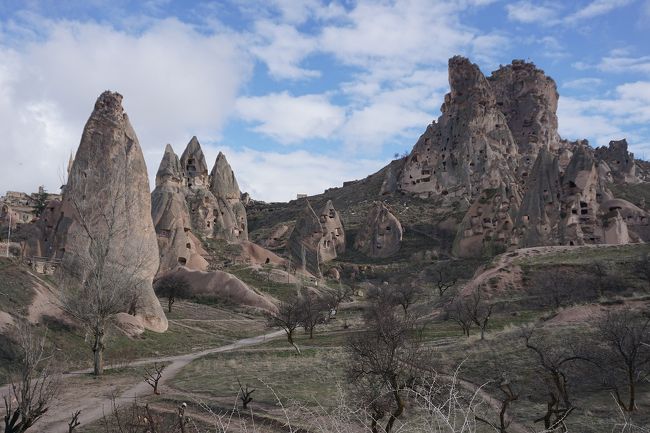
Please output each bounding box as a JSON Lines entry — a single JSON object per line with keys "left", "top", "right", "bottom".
{"left": 488, "top": 60, "right": 561, "bottom": 164}
{"left": 151, "top": 144, "right": 208, "bottom": 274}
{"left": 515, "top": 148, "right": 562, "bottom": 247}
{"left": 287, "top": 199, "right": 345, "bottom": 276}
{"left": 58, "top": 91, "right": 167, "bottom": 332}
{"left": 594, "top": 139, "right": 640, "bottom": 183}
{"left": 180, "top": 136, "right": 209, "bottom": 188}
{"left": 390, "top": 56, "right": 650, "bottom": 253}
{"left": 318, "top": 200, "right": 345, "bottom": 262}
{"left": 209, "top": 152, "right": 248, "bottom": 241}
{"left": 398, "top": 56, "right": 520, "bottom": 200}
{"left": 354, "top": 202, "right": 403, "bottom": 258}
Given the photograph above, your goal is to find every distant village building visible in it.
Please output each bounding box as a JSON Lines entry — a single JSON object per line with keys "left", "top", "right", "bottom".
{"left": 0, "top": 187, "right": 62, "bottom": 228}
{"left": 296, "top": 193, "right": 308, "bottom": 199}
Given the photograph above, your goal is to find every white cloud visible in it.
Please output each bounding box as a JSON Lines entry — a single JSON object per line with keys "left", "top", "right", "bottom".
{"left": 342, "top": 103, "right": 432, "bottom": 151}
{"left": 319, "top": 0, "right": 474, "bottom": 70}
{"left": 249, "top": 20, "right": 319, "bottom": 79}
{"left": 565, "top": 0, "right": 634, "bottom": 22}
{"left": 0, "top": 17, "right": 252, "bottom": 195}
{"left": 506, "top": 1, "right": 558, "bottom": 23}
{"left": 558, "top": 81, "right": 650, "bottom": 153}
{"left": 598, "top": 54, "right": 650, "bottom": 74}
{"left": 205, "top": 146, "right": 387, "bottom": 202}
{"left": 236, "top": 92, "right": 345, "bottom": 144}
{"left": 562, "top": 77, "right": 603, "bottom": 89}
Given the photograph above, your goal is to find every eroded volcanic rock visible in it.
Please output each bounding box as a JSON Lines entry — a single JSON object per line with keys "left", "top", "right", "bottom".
{"left": 287, "top": 199, "right": 346, "bottom": 276}
{"left": 386, "top": 57, "right": 650, "bottom": 255}
{"left": 55, "top": 91, "right": 167, "bottom": 332}
{"left": 151, "top": 144, "right": 208, "bottom": 273}
{"left": 354, "top": 202, "right": 403, "bottom": 258}
{"left": 398, "top": 56, "right": 520, "bottom": 201}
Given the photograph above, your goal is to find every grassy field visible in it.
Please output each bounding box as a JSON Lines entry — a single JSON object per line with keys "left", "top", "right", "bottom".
{"left": 172, "top": 347, "right": 347, "bottom": 408}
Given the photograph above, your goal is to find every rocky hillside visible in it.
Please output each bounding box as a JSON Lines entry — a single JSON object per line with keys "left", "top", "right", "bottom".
{"left": 248, "top": 57, "right": 650, "bottom": 267}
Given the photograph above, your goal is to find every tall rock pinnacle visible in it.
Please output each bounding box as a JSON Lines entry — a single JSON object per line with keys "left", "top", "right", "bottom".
{"left": 59, "top": 91, "right": 168, "bottom": 332}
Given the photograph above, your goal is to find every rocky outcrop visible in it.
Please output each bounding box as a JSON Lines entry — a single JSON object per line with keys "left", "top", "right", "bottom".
{"left": 54, "top": 91, "right": 167, "bottom": 332}
{"left": 318, "top": 200, "right": 345, "bottom": 261}
{"left": 388, "top": 57, "right": 650, "bottom": 254}
{"left": 287, "top": 199, "right": 346, "bottom": 276}
{"left": 151, "top": 144, "right": 208, "bottom": 273}
{"left": 169, "top": 267, "right": 277, "bottom": 312}
{"left": 398, "top": 56, "right": 520, "bottom": 200}
{"left": 152, "top": 137, "right": 249, "bottom": 270}
{"left": 488, "top": 60, "right": 560, "bottom": 166}
{"left": 515, "top": 148, "right": 562, "bottom": 247}
{"left": 594, "top": 139, "right": 640, "bottom": 183}
{"left": 180, "top": 136, "right": 209, "bottom": 188}
{"left": 209, "top": 152, "right": 248, "bottom": 241}
{"left": 354, "top": 202, "right": 403, "bottom": 258}
{"left": 288, "top": 200, "right": 326, "bottom": 276}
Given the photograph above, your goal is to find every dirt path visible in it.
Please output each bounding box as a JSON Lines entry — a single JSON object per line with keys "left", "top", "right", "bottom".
{"left": 3, "top": 330, "right": 284, "bottom": 433}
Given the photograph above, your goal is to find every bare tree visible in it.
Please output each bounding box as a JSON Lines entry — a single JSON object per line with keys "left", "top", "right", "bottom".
{"left": 435, "top": 269, "right": 457, "bottom": 297}
{"left": 267, "top": 295, "right": 302, "bottom": 354}
{"left": 67, "top": 411, "right": 81, "bottom": 433}
{"left": 297, "top": 289, "right": 328, "bottom": 339}
{"left": 154, "top": 273, "right": 191, "bottom": 313}
{"left": 3, "top": 323, "right": 60, "bottom": 433}
{"left": 445, "top": 295, "right": 473, "bottom": 337}
{"left": 596, "top": 311, "right": 650, "bottom": 412}
{"left": 474, "top": 374, "right": 518, "bottom": 433}
{"left": 465, "top": 287, "right": 494, "bottom": 340}
{"left": 60, "top": 179, "right": 154, "bottom": 376}
{"left": 143, "top": 363, "right": 165, "bottom": 395}
{"left": 323, "top": 281, "right": 354, "bottom": 312}
{"left": 237, "top": 378, "right": 255, "bottom": 410}
{"left": 99, "top": 394, "right": 179, "bottom": 433}
{"left": 346, "top": 299, "right": 423, "bottom": 433}
{"left": 521, "top": 326, "right": 592, "bottom": 432}
{"left": 390, "top": 284, "right": 422, "bottom": 317}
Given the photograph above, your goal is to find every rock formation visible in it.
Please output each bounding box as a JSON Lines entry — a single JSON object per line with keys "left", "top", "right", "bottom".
{"left": 354, "top": 202, "right": 403, "bottom": 258}
{"left": 42, "top": 91, "right": 167, "bottom": 332}
{"left": 594, "top": 139, "right": 640, "bottom": 183}
{"left": 398, "top": 56, "right": 520, "bottom": 201}
{"left": 151, "top": 137, "right": 250, "bottom": 274}
{"left": 169, "top": 267, "right": 277, "bottom": 313}
{"left": 209, "top": 152, "right": 248, "bottom": 241}
{"left": 318, "top": 200, "right": 346, "bottom": 261}
{"left": 288, "top": 199, "right": 345, "bottom": 276}
{"left": 180, "top": 136, "right": 209, "bottom": 188}
{"left": 386, "top": 57, "right": 650, "bottom": 254}
{"left": 151, "top": 144, "right": 208, "bottom": 273}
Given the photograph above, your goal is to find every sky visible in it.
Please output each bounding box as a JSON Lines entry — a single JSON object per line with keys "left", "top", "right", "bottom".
{"left": 0, "top": 0, "right": 649, "bottom": 203}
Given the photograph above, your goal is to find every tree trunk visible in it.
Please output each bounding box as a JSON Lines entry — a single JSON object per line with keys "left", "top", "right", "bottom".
{"left": 480, "top": 326, "right": 485, "bottom": 340}
{"left": 309, "top": 326, "right": 314, "bottom": 339}
{"left": 168, "top": 297, "right": 174, "bottom": 313}
{"left": 628, "top": 369, "right": 635, "bottom": 412}
{"left": 287, "top": 331, "right": 301, "bottom": 355}
{"left": 93, "top": 330, "right": 105, "bottom": 376}
{"left": 385, "top": 380, "right": 404, "bottom": 433}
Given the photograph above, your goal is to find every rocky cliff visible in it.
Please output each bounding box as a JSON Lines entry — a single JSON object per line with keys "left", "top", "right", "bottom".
{"left": 388, "top": 57, "right": 650, "bottom": 256}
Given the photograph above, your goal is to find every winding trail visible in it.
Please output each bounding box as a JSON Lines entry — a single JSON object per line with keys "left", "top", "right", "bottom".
{"left": 2, "top": 330, "right": 284, "bottom": 433}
